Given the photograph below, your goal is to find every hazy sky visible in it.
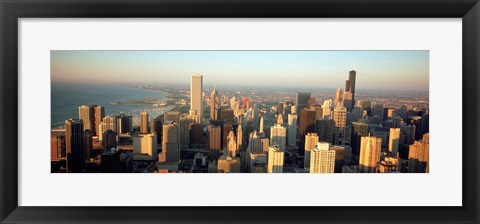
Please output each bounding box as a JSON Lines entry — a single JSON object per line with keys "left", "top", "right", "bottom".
{"left": 51, "top": 51, "right": 429, "bottom": 91}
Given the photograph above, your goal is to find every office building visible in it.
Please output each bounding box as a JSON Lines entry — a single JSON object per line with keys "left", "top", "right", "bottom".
{"left": 133, "top": 133, "right": 157, "bottom": 157}
{"left": 51, "top": 130, "right": 66, "bottom": 161}
{"left": 268, "top": 146, "right": 284, "bottom": 173}
{"left": 270, "top": 124, "right": 287, "bottom": 150}
{"left": 248, "top": 131, "right": 270, "bottom": 153}
{"left": 304, "top": 133, "right": 319, "bottom": 170}
{"left": 165, "top": 111, "right": 181, "bottom": 124}
{"left": 298, "top": 108, "right": 316, "bottom": 155}
{"left": 160, "top": 121, "right": 180, "bottom": 163}
{"left": 389, "top": 128, "right": 401, "bottom": 155}
{"left": 190, "top": 74, "right": 203, "bottom": 123}
{"left": 102, "top": 115, "right": 117, "bottom": 133}
{"left": 217, "top": 155, "right": 240, "bottom": 173}
{"left": 408, "top": 133, "right": 429, "bottom": 173}
{"left": 210, "top": 88, "right": 220, "bottom": 121}
{"left": 310, "top": 142, "right": 336, "bottom": 173}
{"left": 102, "top": 129, "right": 117, "bottom": 152}
{"left": 333, "top": 106, "right": 347, "bottom": 145}
{"left": 65, "top": 119, "right": 84, "bottom": 173}
{"left": 316, "top": 118, "right": 334, "bottom": 144}
{"left": 140, "top": 111, "right": 149, "bottom": 133}
{"left": 179, "top": 117, "right": 194, "bottom": 148}
{"left": 83, "top": 130, "right": 94, "bottom": 160}
{"left": 287, "top": 114, "right": 297, "bottom": 146}
{"left": 208, "top": 125, "right": 222, "bottom": 162}
{"left": 93, "top": 105, "right": 105, "bottom": 135}
{"left": 296, "top": 92, "right": 311, "bottom": 111}
{"left": 359, "top": 136, "right": 382, "bottom": 173}
{"left": 78, "top": 105, "right": 94, "bottom": 132}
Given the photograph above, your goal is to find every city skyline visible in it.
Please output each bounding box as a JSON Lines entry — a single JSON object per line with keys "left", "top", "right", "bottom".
{"left": 51, "top": 50, "right": 429, "bottom": 91}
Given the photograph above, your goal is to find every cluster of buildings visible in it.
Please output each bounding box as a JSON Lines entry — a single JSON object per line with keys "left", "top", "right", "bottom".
{"left": 51, "top": 71, "right": 429, "bottom": 174}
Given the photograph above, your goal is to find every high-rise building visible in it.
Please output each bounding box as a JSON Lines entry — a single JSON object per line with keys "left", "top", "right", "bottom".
{"left": 179, "top": 117, "right": 194, "bottom": 148}
{"left": 316, "top": 118, "right": 334, "bottom": 144}
{"left": 388, "top": 128, "right": 401, "bottom": 155}
{"left": 226, "top": 130, "right": 237, "bottom": 157}
{"left": 267, "top": 146, "right": 284, "bottom": 173}
{"left": 287, "top": 114, "right": 297, "bottom": 146}
{"left": 190, "top": 74, "right": 203, "bottom": 123}
{"left": 332, "top": 145, "right": 345, "bottom": 173}
{"left": 298, "top": 108, "right": 316, "bottom": 155}
{"left": 78, "top": 105, "right": 94, "bottom": 132}
{"left": 208, "top": 125, "right": 222, "bottom": 161}
{"left": 160, "top": 121, "right": 180, "bottom": 163}
{"left": 345, "top": 70, "right": 356, "bottom": 104}
{"left": 133, "top": 133, "right": 157, "bottom": 157}
{"left": 270, "top": 124, "right": 287, "bottom": 150}
{"left": 372, "top": 103, "right": 384, "bottom": 120}
{"left": 102, "top": 129, "right": 117, "bottom": 152}
{"left": 222, "top": 122, "right": 233, "bottom": 149}
{"left": 221, "top": 109, "right": 234, "bottom": 123}
{"left": 322, "top": 100, "right": 333, "bottom": 118}
{"left": 83, "top": 130, "right": 94, "bottom": 160}
{"left": 217, "top": 155, "right": 240, "bottom": 173}
{"left": 358, "top": 100, "right": 372, "bottom": 116}
{"left": 237, "top": 124, "right": 244, "bottom": 151}
{"left": 351, "top": 121, "right": 369, "bottom": 156}
{"left": 247, "top": 151, "right": 267, "bottom": 173}
{"left": 189, "top": 123, "right": 204, "bottom": 146}
{"left": 51, "top": 130, "right": 66, "bottom": 161}
{"left": 150, "top": 117, "right": 162, "bottom": 144}
{"left": 117, "top": 113, "right": 133, "bottom": 134}
{"left": 248, "top": 131, "right": 270, "bottom": 153}
{"left": 359, "top": 136, "right": 382, "bottom": 173}
{"left": 164, "top": 111, "right": 181, "bottom": 124}
{"left": 296, "top": 92, "right": 311, "bottom": 111}
{"left": 304, "top": 133, "right": 319, "bottom": 170}
{"left": 333, "top": 106, "right": 347, "bottom": 145}
{"left": 140, "top": 111, "right": 149, "bottom": 133}
{"left": 310, "top": 142, "right": 336, "bottom": 173}
{"left": 93, "top": 105, "right": 105, "bottom": 136}
{"left": 65, "top": 119, "right": 84, "bottom": 173}
{"left": 343, "top": 92, "right": 354, "bottom": 111}
{"left": 408, "top": 133, "right": 429, "bottom": 173}
{"left": 210, "top": 88, "right": 220, "bottom": 121}
{"left": 334, "top": 88, "right": 343, "bottom": 107}
{"left": 102, "top": 115, "right": 117, "bottom": 133}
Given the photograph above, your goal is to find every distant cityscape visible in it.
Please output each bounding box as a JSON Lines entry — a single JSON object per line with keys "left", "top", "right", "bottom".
{"left": 51, "top": 51, "right": 429, "bottom": 174}
{"left": 51, "top": 71, "right": 429, "bottom": 174}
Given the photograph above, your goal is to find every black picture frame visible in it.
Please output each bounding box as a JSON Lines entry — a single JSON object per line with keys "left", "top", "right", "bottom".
{"left": 1, "top": 0, "right": 479, "bottom": 223}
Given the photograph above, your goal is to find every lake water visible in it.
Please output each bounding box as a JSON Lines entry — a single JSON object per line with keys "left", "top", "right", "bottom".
{"left": 51, "top": 83, "right": 170, "bottom": 128}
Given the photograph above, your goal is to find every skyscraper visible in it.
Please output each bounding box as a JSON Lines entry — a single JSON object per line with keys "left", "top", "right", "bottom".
{"left": 270, "top": 124, "right": 287, "bottom": 151}
{"left": 310, "top": 142, "right": 336, "bottom": 173}
{"left": 191, "top": 74, "right": 203, "bottom": 123}
{"left": 345, "top": 70, "right": 356, "bottom": 104}
{"left": 296, "top": 92, "right": 311, "bottom": 111}
{"left": 78, "top": 105, "right": 94, "bottom": 132}
{"left": 65, "top": 119, "right": 84, "bottom": 173}
{"left": 210, "top": 88, "right": 220, "bottom": 121}
{"left": 179, "top": 117, "right": 194, "bottom": 148}
{"left": 298, "top": 108, "right": 316, "bottom": 155}
{"left": 102, "top": 129, "right": 117, "bottom": 152}
{"left": 51, "top": 130, "right": 66, "bottom": 161}
{"left": 160, "top": 121, "right": 180, "bottom": 163}
{"left": 83, "top": 130, "right": 94, "bottom": 160}
{"left": 133, "top": 133, "right": 157, "bottom": 157}
{"left": 333, "top": 106, "right": 347, "bottom": 145}
{"left": 226, "top": 130, "right": 237, "bottom": 157}
{"left": 388, "top": 128, "right": 401, "bottom": 155}
{"left": 316, "top": 118, "right": 334, "bottom": 144}
{"left": 267, "top": 146, "right": 284, "bottom": 173}
{"left": 93, "top": 105, "right": 105, "bottom": 136}
{"left": 208, "top": 125, "right": 222, "bottom": 161}
{"left": 304, "top": 133, "right": 319, "bottom": 170}
{"left": 102, "top": 115, "right": 117, "bottom": 133}
{"left": 165, "top": 111, "right": 181, "bottom": 124}
{"left": 248, "top": 131, "right": 270, "bottom": 153}
{"left": 334, "top": 88, "right": 343, "bottom": 107}
{"left": 287, "top": 114, "right": 297, "bottom": 146}
{"left": 359, "top": 135, "right": 382, "bottom": 173}
{"left": 140, "top": 111, "right": 149, "bottom": 133}
{"left": 408, "top": 133, "right": 429, "bottom": 173}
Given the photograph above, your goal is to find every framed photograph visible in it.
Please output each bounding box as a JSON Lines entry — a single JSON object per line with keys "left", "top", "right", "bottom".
{"left": 1, "top": 0, "right": 479, "bottom": 223}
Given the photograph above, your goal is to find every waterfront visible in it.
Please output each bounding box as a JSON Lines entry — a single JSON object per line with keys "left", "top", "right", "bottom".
{"left": 51, "top": 83, "right": 171, "bottom": 128}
